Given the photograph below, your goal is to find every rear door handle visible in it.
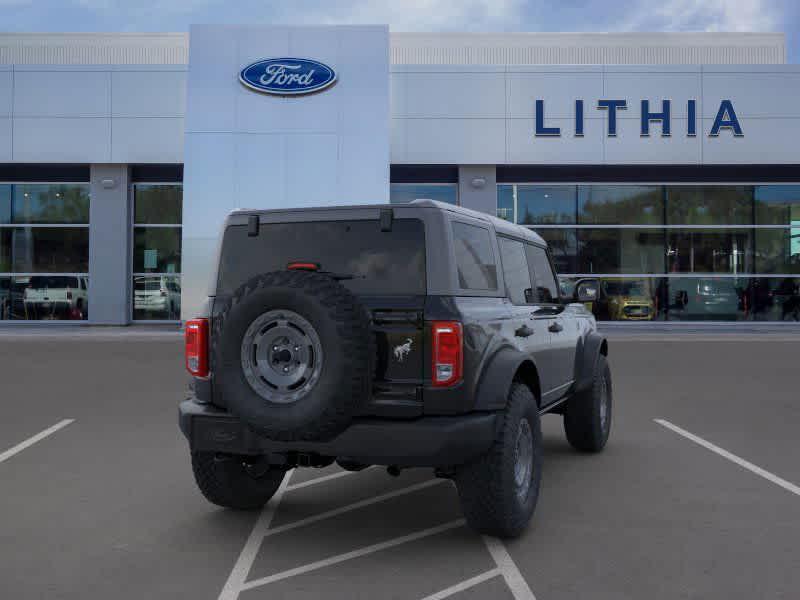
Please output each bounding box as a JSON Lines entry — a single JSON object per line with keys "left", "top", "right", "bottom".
{"left": 515, "top": 324, "right": 534, "bottom": 338}
{"left": 548, "top": 321, "right": 563, "bottom": 333}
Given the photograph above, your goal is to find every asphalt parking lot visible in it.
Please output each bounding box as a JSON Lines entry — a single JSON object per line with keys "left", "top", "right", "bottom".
{"left": 1, "top": 329, "right": 799, "bottom": 599}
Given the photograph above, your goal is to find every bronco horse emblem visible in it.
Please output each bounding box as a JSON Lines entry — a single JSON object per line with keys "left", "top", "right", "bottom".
{"left": 393, "top": 338, "right": 413, "bottom": 363}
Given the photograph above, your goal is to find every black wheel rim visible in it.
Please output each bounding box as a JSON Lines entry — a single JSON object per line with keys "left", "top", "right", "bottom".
{"left": 514, "top": 418, "right": 534, "bottom": 501}
{"left": 240, "top": 309, "right": 324, "bottom": 404}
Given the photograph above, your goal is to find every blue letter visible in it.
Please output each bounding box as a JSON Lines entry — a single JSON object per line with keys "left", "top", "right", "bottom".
{"left": 575, "top": 100, "right": 584, "bottom": 137}
{"left": 687, "top": 100, "right": 697, "bottom": 136}
{"left": 709, "top": 100, "right": 743, "bottom": 137}
{"left": 597, "top": 100, "right": 627, "bottom": 136}
{"left": 641, "top": 99, "right": 671, "bottom": 137}
{"left": 535, "top": 100, "right": 560, "bottom": 136}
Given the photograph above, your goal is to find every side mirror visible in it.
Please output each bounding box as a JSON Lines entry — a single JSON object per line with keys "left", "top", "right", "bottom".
{"left": 573, "top": 278, "right": 599, "bottom": 303}
{"left": 524, "top": 288, "right": 534, "bottom": 303}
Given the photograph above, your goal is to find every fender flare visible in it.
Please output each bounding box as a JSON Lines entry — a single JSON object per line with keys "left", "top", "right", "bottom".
{"left": 574, "top": 332, "right": 608, "bottom": 393}
{"left": 473, "top": 346, "right": 540, "bottom": 411}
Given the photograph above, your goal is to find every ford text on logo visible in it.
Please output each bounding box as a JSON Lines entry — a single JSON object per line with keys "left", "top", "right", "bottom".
{"left": 535, "top": 99, "right": 743, "bottom": 138}
{"left": 239, "top": 58, "right": 337, "bottom": 96}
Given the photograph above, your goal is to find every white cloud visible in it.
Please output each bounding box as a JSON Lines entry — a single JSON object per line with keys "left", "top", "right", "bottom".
{"left": 623, "top": 0, "right": 780, "bottom": 32}
{"left": 276, "top": 0, "right": 525, "bottom": 31}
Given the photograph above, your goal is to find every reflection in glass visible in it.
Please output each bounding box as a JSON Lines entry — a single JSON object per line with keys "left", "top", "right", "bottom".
{"left": 577, "top": 229, "right": 664, "bottom": 274}
{"left": 2, "top": 184, "right": 90, "bottom": 224}
{"left": 666, "top": 186, "right": 752, "bottom": 225}
{"left": 133, "top": 275, "right": 181, "bottom": 320}
{"left": 666, "top": 229, "right": 752, "bottom": 274}
{"left": 667, "top": 277, "right": 747, "bottom": 321}
{"left": 390, "top": 184, "right": 458, "bottom": 205}
{"left": 755, "top": 228, "right": 800, "bottom": 274}
{"left": 1, "top": 228, "right": 90, "bottom": 273}
{"left": 0, "top": 276, "right": 88, "bottom": 320}
{"left": 755, "top": 185, "right": 800, "bottom": 225}
{"left": 134, "top": 184, "right": 183, "bottom": 225}
{"left": 516, "top": 185, "right": 575, "bottom": 224}
{"left": 578, "top": 185, "right": 663, "bottom": 225}
{"left": 750, "top": 278, "right": 800, "bottom": 321}
{"left": 133, "top": 227, "right": 181, "bottom": 273}
{"left": 535, "top": 229, "right": 577, "bottom": 274}
{"left": 497, "top": 185, "right": 514, "bottom": 221}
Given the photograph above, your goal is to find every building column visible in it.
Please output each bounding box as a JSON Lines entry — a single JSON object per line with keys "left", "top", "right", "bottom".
{"left": 458, "top": 166, "right": 497, "bottom": 216}
{"left": 88, "top": 164, "right": 131, "bottom": 325}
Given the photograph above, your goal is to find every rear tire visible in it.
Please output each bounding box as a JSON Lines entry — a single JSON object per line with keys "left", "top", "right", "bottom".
{"left": 191, "top": 452, "right": 286, "bottom": 510}
{"left": 455, "top": 383, "right": 542, "bottom": 538}
{"left": 563, "top": 354, "right": 612, "bottom": 452}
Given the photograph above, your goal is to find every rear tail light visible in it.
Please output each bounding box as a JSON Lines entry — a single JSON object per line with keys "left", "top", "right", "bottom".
{"left": 287, "top": 262, "right": 320, "bottom": 271}
{"left": 431, "top": 321, "right": 463, "bottom": 387}
{"left": 185, "top": 318, "right": 209, "bottom": 377}
{"left": 66, "top": 290, "right": 72, "bottom": 300}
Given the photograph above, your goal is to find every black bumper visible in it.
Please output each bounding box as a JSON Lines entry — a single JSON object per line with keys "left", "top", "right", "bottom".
{"left": 178, "top": 399, "right": 497, "bottom": 467}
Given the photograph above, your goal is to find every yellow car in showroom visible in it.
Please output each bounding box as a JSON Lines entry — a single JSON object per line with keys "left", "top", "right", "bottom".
{"left": 597, "top": 278, "right": 655, "bottom": 321}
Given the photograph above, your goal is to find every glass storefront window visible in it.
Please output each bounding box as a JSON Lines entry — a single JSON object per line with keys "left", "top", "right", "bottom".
{"left": 516, "top": 185, "right": 575, "bottom": 224}
{"left": 755, "top": 228, "right": 800, "bottom": 274}
{"left": 577, "top": 229, "right": 665, "bottom": 274}
{"left": 535, "top": 229, "right": 578, "bottom": 274}
{"left": 133, "top": 227, "right": 181, "bottom": 273}
{"left": 1, "top": 184, "right": 90, "bottom": 225}
{"left": 666, "top": 186, "right": 752, "bottom": 225}
{"left": 133, "top": 275, "right": 181, "bottom": 320}
{"left": 1, "top": 228, "right": 89, "bottom": 273}
{"left": 390, "top": 183, "right": 458, "bottom": 205}
{"left": 755, "top": 185, "right": 800, "bottom": 225}
{"left": 497, "top": 185, "right": 514, "bottom": 221}
{"left": 666, "top": 229, "right": 753, "bottom": 274}
{"left": 578, "top": 185, "right": 663, "bottom": 225}
{"left": 0, "top": 182, "right": 90, "bottom": 321}
{"left": 133, "top": 185, "right": 182, "bottom": 224}
{"left": 132, "top": 183, "right": 182, "bottom": 320}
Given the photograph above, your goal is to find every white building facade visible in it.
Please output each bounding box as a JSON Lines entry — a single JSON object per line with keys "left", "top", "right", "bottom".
{"left": 0, "top": 29, "right": 798, "bottom": 324}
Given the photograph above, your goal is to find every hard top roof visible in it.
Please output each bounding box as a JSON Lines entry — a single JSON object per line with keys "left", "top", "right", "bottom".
{"left": 229, "top": 199, "right": 546, "bottom": 246}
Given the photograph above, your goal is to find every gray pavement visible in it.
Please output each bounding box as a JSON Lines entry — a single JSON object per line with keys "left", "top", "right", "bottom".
{"left": 1, "top": 334, "right": 798, "bottom": 599}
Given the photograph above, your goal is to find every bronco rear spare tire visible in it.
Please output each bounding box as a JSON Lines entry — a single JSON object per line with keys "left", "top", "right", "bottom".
{"left": 213, "top": 271, "right": 373, "bottom": 442}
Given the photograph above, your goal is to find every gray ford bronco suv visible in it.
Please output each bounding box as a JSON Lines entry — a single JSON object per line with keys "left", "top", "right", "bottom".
{"left": 179, "top": 200, "right": 611, "bottom": 538}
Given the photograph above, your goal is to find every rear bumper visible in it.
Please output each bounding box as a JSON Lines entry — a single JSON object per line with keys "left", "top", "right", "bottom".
{"left": 178, "top": 399, "right": 497, "bottom": 467}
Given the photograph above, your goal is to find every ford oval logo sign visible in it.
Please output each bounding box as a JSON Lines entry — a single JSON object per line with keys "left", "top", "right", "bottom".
{"left": 239, "top": 58, "right": 337, "bottom": 96}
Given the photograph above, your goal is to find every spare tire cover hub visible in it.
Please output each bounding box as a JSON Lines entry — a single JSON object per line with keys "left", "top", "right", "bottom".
{"left": 240, "top": 309, "right": 324, "bottom": 404}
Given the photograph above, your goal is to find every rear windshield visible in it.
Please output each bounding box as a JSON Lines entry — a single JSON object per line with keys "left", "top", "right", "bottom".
{"left": 217, "top": 219, "right": 426, "bottom": 296}
{"left": 29, "top": 276, "right": 79, "bottom": 289}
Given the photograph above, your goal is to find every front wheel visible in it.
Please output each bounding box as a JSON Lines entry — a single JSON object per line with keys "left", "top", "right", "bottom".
{"left": 191, "top": 452, "right": 286, "bottom": 509}
{"left": 455, "top": 383, "right": 542, "bottom": 538}
{"left": 563, "top": 354, "right": 612, "bottom": 452}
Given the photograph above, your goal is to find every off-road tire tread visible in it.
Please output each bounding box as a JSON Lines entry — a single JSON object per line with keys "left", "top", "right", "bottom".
{"left": 213, "top": 270, "right": 373, "bottom": 442}
{"left": 455, "top": 382, "right": 542, "bottom": 538}
{"left": 191, "top": 451, "right": 285, "bottom": 510}
{"left": 564, "top": 354, "right": 611, "bottom": 452}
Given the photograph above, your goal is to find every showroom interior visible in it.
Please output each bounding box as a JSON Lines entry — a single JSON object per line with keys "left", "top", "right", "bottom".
{"left": 0, "top": 30, "right": 798, "bottom": 324}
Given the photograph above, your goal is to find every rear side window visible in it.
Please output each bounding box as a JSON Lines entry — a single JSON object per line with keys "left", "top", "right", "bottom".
{"left": 498, "top": 237, "right": 533, "bottom": 304}
{"left": 217, "top": 219, "right": 426, "bottom": 296}
{"left": 525, "top": 245, "right": 560, "bottom": 303}
{"left": 452, "top": 222, "right": 497, "bottom": 291}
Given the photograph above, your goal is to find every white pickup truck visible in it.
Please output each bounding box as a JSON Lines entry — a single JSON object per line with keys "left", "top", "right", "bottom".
{"left": 23, "top": 275, "right": 88, "bottom": 320}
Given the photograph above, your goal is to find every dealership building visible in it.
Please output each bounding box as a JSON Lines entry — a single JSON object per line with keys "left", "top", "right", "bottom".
{"left": 0, "top": 28, "right": 798, "bottom": 325}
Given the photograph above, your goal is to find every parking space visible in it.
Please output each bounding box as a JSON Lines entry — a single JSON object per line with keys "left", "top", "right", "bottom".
{"left": 1, "top": 332, "right": 799, "bottom": 599}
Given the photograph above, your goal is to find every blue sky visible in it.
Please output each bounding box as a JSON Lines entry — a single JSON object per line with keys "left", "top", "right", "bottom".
{"left": 1, "top": 0, "right": 798, "bottom": 62}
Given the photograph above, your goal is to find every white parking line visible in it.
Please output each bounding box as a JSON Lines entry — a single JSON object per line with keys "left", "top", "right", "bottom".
{"left": 419, "top": 569, "right": 501, "bottom": 600}
{"left": 240, "top": 519, "right": 466, "bottom": 591}
{"left": 655, "top": 419, "right": 800, "bottom": 497}
{"left": 264, "top": 479, "right": 446, "bottom": 537}
{"left": 482, "top": 536, "right": 538, "bottom": 600}
{"left": 217, "top": 469, "right": 294, "bottom": 600}
{"left": 285, "top": 467, "right": 372, "bottom": 491}
{"left": 0, "top": 419, "right": 75, "bottom": 464}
